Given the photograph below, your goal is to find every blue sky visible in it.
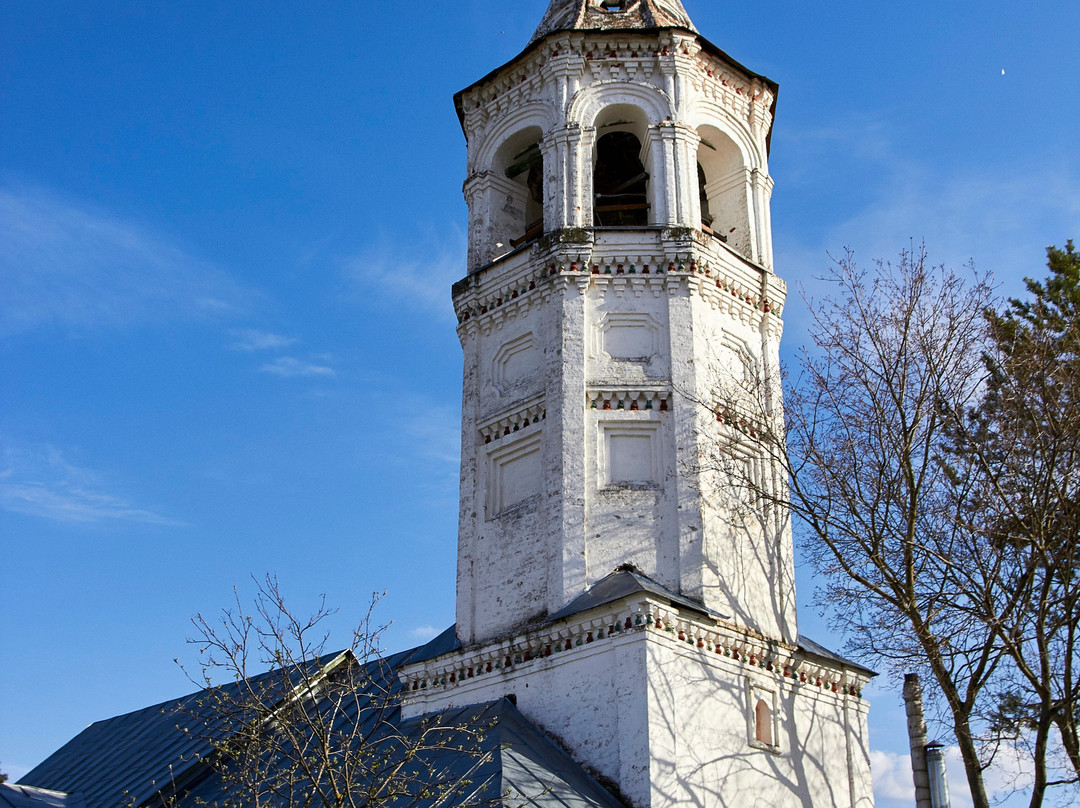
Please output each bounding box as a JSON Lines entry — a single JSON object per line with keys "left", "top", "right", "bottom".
{"left": 2, "top": 1, "right": 1078, "bottom": 804}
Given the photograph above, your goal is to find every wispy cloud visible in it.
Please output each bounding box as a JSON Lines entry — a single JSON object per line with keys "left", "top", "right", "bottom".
{"left": 817, "top": 168, "right": 1080, "bottom": 283}
{"left": 230, "top": 329, "right": 299, "bottom": 352}
{"left": 0, "top": 442, "right": 181, "bottom": 525}
{"left": 870, "top": 746, "right": 1034, "bottom": 808}
{"left": 260, "top": 356, "right": 336, "bottom": 378}
{"left": 775, "top": 117, "right": 1080, "bottom": 352}
{"left": 0, "top": 183, "right": 251, "bottom": 337}
{"left": 401, "top": 405, "right": 461, "bottom": 468}
{"left": 778, "top": 119, "right": 1080, "bottom": 290}
{"left": 869, "top": 749, "right": 917, "bottom": 807}
{"left": 341, "top": 228, "right": 466, "bottom": 321}
{"left": 408, "top": 625, "right": 441, "bottom": 641}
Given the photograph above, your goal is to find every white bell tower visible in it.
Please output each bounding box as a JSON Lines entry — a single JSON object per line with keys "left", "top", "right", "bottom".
{"left": 452, "top": 0, "right": 793, "bottom": 647}
{"left": 401, "top": 5, "right": 875, "bottom": 807}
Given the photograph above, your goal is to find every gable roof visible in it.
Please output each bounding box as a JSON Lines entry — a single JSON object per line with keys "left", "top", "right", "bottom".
{"left": 19, "top": 645, "right": 621, "bottom": 808}
{"left": 17, "top": 650, "right": 366, "bottom": 808}
{"left": 0, "top": 785, "right": 86, "bottom": 808}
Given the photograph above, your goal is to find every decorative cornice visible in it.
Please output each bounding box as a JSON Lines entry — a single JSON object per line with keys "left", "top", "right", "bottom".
{"left": 588, "top": 388, "right": 670, "bottom": 412}
{"left": 399, "top": 597, "right": 870, "bottom": 703}
{"left": 690, "top": 49, "right": 776, "bottom": 132}
{"left": 480, "top": 399, "right": 547, "bottom": 445}
{"left": 454, "top": 233, "right": 785, "bottom": 333}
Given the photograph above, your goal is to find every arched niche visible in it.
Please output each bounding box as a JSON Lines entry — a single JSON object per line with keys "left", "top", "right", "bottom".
{"left": 754, "top": 698, "right": 773, "bottom": 746}
{"left": 696, "top": 124, "right": 752, "bottom": 257}
{"left": 591, "top": 103, "right": 653, "bottom": 227}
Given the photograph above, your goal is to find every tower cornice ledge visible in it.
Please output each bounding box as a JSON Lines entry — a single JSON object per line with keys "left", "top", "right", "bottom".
{"left": 399, "top": 592, "right": 873, "bottom": 721}
{"left": 454, "top": 10, "right": 776, "bottom": 138}
{"left": 453, "top": 229, "right": 786, "bottom": 332}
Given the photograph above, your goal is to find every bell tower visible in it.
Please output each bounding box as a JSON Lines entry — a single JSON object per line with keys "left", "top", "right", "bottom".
{"left": 452, "top": 0, "right": 793, "bottom": 647}
{"left": 402, "top": 5, "right": 875, "bottom": 808}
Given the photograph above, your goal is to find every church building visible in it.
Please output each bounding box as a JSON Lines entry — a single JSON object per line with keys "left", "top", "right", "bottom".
{"left": 18, "top": 2, "right": 875, "bottom": 806}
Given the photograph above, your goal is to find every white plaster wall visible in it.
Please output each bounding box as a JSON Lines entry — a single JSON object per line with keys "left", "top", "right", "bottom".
{"left": 441, "top": 14, "right": 869, "bottom": 808}
{"left": 456, "top": 254, "right": 566, "bottom": 644}
{"left": 647, "top": 639, "right": 873, "bottom": 808}
{"left": 403, "top": 619, "right": 872, "bottom": 808}
{"left": 454, "top": 18, "right": 792, "bottom": 646}
{"left": 687, "top": 287, "right": 797, "bottom": 642}
{"left": 403, "top": 629, "right": 655, "bottom": 807}
{"left": 454, "top": 232, "right": 793, "bottom": 645}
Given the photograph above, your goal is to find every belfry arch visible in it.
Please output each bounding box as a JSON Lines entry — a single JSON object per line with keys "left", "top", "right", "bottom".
{"left": 696, "top": 124, "right": 752, "bottom": 257}
{"left": 493, "top": 127, "right": 545, "bottom": 247}
{"left": 591, "top": 104, "right": 652, "bottom": 227}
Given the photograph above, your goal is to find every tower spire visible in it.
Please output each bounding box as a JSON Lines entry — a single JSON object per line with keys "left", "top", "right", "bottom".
{"left": 530, "top": 0, "right": 697, "bottom": 44}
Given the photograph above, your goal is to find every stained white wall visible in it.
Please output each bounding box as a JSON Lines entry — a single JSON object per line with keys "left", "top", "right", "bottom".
{"left": 454, "top": 232, "right": 794, "bottom": 645}
{"left": 401, "top": 615, "right": 873, "bottom": 808}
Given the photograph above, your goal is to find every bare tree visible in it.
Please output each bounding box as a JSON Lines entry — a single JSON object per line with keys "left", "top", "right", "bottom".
{"left": 943, "top": 241, "right": 1080, "bottom": 802}
{"left": 702, "top": 243, "right": 1080, "bottom": 808}
{"left": 175, "top": 576, "right": 495, "bottom": 808}
{"left": 704, "top": 247, "right": 1001, "bottom": 808}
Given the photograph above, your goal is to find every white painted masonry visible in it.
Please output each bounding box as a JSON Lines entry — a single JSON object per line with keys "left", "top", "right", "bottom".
{"left": 422, "top": 2, "right": 877, "bottom": 806}
{"left": 401, "top": 594, "right": 874, "bottom": 808}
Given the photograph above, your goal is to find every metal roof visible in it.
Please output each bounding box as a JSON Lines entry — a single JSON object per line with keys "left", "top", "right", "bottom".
{"left": 546, "top": 567, "right": 874, "bottom": 677}
{"left": 0, "top": 784, "right": 86, "bottom": 808}
{"left": 17, "top": 650, "right": 402, "bottom": 808}
{"left": 547, "top": 567, "right": 729, "bottom": 623}
{"left": 797, "top": 635, "right": 877, "bottom": 678}
{"left": 19, "top": 646, "right": 622, "bottom": 808}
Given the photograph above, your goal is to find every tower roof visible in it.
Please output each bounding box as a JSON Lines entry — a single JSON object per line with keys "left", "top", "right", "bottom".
{"left": 530, "top": 0, "right": 697, "bottom": 44}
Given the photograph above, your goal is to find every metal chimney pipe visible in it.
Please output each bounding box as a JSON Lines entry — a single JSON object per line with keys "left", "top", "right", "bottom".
{"left": 903, "top": 673, "right": 933, "bottom": 808}
{"left": 926, "top": 742, "right": 952, "bottom": 808}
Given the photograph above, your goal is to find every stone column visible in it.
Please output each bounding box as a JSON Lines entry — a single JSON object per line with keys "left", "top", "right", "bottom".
{"left": 546, "top": 123, "right": 585, "bottom": 229}
{"left": 750, "top": 168, "right": 774, "bottom": 269}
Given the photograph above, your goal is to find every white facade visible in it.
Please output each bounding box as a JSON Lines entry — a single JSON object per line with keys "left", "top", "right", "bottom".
{"left": 415, "top": 2, "right": 877, "bottom": 806}
{"left": 401, "top": 595, "right": 874, "bottom": 808}
{"left": 453, "top": 5, "right": 794, "bottom": 648}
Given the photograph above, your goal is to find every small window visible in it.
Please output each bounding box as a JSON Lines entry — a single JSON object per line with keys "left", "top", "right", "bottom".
{"left": 598, "top": 0, "right": 628, "bottom": 11}
{"left": 748, "top": 684, "right": 779, "bottom": 752}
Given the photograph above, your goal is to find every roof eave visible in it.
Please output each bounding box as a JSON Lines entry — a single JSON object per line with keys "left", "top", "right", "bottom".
{"left": 454, "top": 27, "right": 779, "bottom": 148}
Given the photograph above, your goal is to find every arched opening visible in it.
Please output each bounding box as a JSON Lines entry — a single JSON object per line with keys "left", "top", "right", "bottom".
{"left": 492, "top": 127, "right": 545, "bottom": 250}
{"left": 755, "top": 698, "right": 773, "bottom": 746}
{"left": 698, "top": 162, "right": 713, "bottom": 231}
{"left": 594, "top": 131, "right": 649, "bottom": 226}
{"left": 697, "top": 125, "right": 750, "bottom": 255}
{"left": 505, "top": 142, "right": 544, "bottom": 246}
{"left": 590, "top": 104, "right": 652, "bottom": 227}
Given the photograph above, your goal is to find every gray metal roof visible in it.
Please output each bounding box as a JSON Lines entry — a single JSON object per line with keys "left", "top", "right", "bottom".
{"left": 797, "top": 635, "right": 877, "bottom": 677}
{"left": 545, "top": 568, "right": 874, "bottom": 677}
{"left": 162, "top": 699, "right": 625, "bottom": 808}
{"left": 547, "top": 567, "right": 729, "bottom": 623}
{"left": 0, "top": 784, "right": 86, "bottom": 808}
{"left": 19, "top": 645, "right": 621, "bottom": 808}
{"left": 17, "top": 649, "right": 407, "bottom": 808}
